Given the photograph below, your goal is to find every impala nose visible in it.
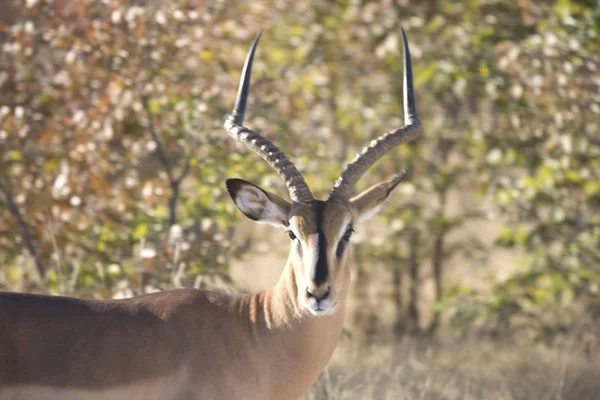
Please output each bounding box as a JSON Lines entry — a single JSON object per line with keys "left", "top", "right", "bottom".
{"left": 304, "top": 283, "right": 337, "bottom": 316}
{"left": 306, "top": 285, "right": 330, "bottom": 301}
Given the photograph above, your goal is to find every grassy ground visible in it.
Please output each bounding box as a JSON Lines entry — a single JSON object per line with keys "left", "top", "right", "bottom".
{"left": 303, "top": 336, "right": 600, "bottom": 400}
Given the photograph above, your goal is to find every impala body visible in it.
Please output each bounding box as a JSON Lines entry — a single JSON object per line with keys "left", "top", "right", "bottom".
{"left": 0, "top": 28, "right": 420, "bottom": 400}
{"left": 0, "top": 286, "right": 345, "bottom": 399}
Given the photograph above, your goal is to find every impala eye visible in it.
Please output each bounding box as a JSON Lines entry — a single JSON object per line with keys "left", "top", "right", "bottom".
{"left": 341, "top": 227, "right": 354, "bottom": 243}
{"left": 337, "top": 226, "right": 354, "bottom": 258}
{"left": 287, "top": 230, "right": 297, "bottom": 241}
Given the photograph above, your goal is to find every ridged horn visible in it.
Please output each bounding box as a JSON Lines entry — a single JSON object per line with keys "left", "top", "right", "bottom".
{"left": 224, "top": 32, "right": 314, "bottom": 204}
{"left": 329, "top": 27, "right": 421, "bottom": 203}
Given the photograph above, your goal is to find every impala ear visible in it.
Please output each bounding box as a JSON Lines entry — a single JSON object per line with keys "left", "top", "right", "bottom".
{"left": 226, "top": 179, "right": 291, "bottom": 228}
{"left": 350, "top": 171, "right": 407, "bottom": 222}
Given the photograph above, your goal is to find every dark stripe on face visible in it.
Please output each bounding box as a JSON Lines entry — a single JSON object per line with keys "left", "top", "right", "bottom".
{"left": 312, "top": 200, "right": 329, "bottom": 285}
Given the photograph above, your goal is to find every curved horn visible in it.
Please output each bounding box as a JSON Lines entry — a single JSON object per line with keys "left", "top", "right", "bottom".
{"left": 224, "top": 32, "right": 314, "bottom": 204}
{"left": 329, "top": 27, "right": 421, "bottom": 203}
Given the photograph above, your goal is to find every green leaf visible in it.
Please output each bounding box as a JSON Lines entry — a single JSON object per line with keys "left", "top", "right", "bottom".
{"left": 133, "top": 223, "right": 148, "bottom": 240}
{"left": 9, "top": 150, "right": 22, "bottom": 161}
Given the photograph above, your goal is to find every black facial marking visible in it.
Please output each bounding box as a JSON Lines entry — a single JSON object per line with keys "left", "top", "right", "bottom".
{"left": 312, "top": 200, "right": 329, "bottom": 285}
{"left": 336, "top": 225, "right": 353, "bottom": 259}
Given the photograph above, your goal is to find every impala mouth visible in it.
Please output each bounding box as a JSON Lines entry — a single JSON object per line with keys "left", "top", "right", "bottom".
{"left": 304, "top": 299, "right": 338, "bottom": 317}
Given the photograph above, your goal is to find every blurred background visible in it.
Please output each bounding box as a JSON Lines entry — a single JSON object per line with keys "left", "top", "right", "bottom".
{"left": 1, "top": 0, "right": 599, "bottom": 398}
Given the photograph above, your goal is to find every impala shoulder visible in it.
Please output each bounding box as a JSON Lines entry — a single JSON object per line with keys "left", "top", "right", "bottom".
{"left": 124, "top": 288, "right": 241, "bottom": 321}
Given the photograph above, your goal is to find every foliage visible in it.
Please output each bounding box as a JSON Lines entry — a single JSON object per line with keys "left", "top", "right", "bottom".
{"left": 440, "top": 0, "right": 600, "bottom": 340}
{"left": 0, "top": 0, "right": 266, "bottom": 296}
{"left": 0, "top": 0, "right": 599, "bottom": 342}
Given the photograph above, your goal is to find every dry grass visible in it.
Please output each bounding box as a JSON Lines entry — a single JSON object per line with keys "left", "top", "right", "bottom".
{"left": 303, "top": 336, "right": 600, "bottom": 400}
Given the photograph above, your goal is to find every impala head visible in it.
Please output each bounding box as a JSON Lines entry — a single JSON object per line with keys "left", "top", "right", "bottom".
{"left": 224, "top": 29, "right": 420, "bottom": 317}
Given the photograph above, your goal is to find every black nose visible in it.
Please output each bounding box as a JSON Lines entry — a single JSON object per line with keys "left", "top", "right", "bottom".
{"left": 306, "top": 287, "right": 330, "bottom": 301}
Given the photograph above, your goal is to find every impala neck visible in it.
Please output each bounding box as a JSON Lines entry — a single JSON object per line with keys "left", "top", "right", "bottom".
{"left": 241, "top": 253, "right": 350, "bottom": 398}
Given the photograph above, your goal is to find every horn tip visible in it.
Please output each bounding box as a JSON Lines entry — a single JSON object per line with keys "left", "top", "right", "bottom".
{"left": 400, "top": 24, "right": 409, "bottom": 44}
{"left": 253, "top": 30, "right": 263, "bottom": 45}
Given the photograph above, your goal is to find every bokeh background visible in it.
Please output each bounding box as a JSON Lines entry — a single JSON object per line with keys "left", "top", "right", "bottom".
{"left": 1, "top": 0, "right": 599, "bottom": 398}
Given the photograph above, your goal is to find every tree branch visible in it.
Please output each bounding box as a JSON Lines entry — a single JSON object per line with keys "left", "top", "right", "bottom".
{"left": 0, "top": 180, "right": 44, "bottom": 278}
{"left": 584, "top": 132, "right": 600, "bottom": 148}
{"left": 139, "top": 93, "right": 199, "bottom": 227}
{"left": 175, "top": 142, "right": 199, "bottom": 185}
{"left": 140, "top": 94, "right": 180, "bottom": 226}
{"left": 140, "top": 94, "right": 175, "bottom": 183}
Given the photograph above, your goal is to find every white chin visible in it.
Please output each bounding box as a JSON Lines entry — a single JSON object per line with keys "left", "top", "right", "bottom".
{"left": 305, "top": 305, "right": 337, "bottom": 317}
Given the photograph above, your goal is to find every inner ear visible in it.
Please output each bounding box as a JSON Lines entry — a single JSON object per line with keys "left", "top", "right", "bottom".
{"left": 226, "top": 179, "right": 291, "bottom": 227}
{"left": 350, "top": 172, "right": 406, "bottom": 222}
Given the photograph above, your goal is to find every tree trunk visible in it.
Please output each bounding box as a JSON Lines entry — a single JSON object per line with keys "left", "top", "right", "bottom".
{"left": 349, "top": 246, "right": 373, "bottom": 353}
{"left": 408, "top": 229, "right": 421, "bottom": 334}
{"left": 428, "top": 229, "right": 445, "bottom": 334}
{"left": 428, "top": 142, "right": 450, "bottom": 334}
{"left": 392, "top": 257, "right": 405, "bottom": 336}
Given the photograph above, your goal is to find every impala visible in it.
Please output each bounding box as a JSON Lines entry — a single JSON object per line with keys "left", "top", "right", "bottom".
{"left": 0, "top": 28, "right": 420, "bottom": 399}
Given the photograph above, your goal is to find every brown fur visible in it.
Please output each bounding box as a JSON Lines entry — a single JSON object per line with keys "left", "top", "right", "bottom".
{"left": 0, "top": 183, "right": 395, "bottom": 400}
